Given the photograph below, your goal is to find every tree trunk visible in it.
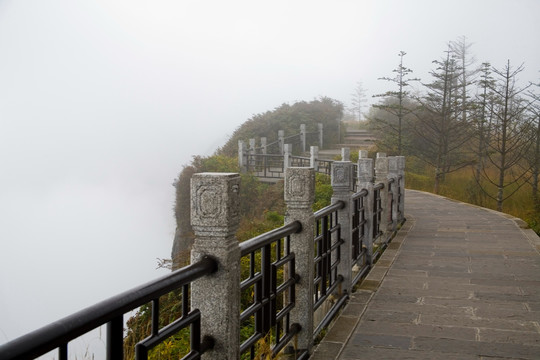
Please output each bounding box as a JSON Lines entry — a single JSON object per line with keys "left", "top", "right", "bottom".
{"left": 533, "top": 116, "right": 540, "bottom": 211}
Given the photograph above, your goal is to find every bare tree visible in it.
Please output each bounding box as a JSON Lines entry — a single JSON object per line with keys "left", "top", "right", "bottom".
{"left": 471, "top": 62, "right": 495, "bottom": 185}
{"left": 413, "top": 48, "right": 473, "bottom": 193}
{"left": 350, "top": 81, "right": 368, "bottom": 121}
{"left": 372, "top": 51, "right": 419, "bottom": 155}
{"left": 478, "top": 61, "right": 534, "bottom": 211}
{"left": 526, "top": 79, "right": 540, "bottom": 210}
{"left": 450, "top": 36, "right": 478, "bottom": 123}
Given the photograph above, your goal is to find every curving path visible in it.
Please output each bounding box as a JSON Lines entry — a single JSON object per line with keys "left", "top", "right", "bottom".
{"left": 312, "top": 190, "right": 540, "bottom": 359}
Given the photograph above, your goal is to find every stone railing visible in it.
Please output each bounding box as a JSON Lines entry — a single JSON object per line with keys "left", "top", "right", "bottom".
{"left": 240, "top": 145, "right": 361, "bottom": 181}
{"left": 190, "top": 152, "right": 405, "bottom": 359}
{"left": 238, "top": 123, "right": 323, "bottom": 176}
{"left": 0, "top": 153, "right": 405, "bottom": 360}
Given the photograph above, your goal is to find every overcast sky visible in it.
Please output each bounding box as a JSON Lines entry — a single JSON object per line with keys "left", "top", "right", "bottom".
{"left": 1, "top": 0, "right": 539, "bottom": 352}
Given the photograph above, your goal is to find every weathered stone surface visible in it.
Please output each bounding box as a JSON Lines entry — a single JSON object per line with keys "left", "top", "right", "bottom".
{"left": 317, "top": 190, "right": 540, "bottom": 359}
{"left": 190, "top": 173, "right": 241, "bottom": 360}
{"left": 323, "top": 316, "right": 358, "bottom": 342}
{"left": 284, "top": 167, "right": 315, "bottom": 353}
{"left": 310, "top": 342, "right": 344, "bottom": 360}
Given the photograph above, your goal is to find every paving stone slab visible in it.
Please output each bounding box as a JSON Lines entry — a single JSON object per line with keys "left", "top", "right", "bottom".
{"left": 319, "top": 190, "right": 540, "bottom": 360}
{"left": 355, "top": 320, "right": 477, "bottom": 341}
{"left": 412, "top": 336, "right": 540, "bottom": 359}
{"left": 347, "top": 333, "right": 412, "bottom": 350}
{"left": 419, "top": 310, "right": 540, "bottom": 332}
{"left": 478, "top": 328, "right": 540, "bottom": 346}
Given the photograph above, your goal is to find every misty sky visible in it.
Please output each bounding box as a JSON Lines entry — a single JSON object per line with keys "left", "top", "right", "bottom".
{"left": 1, "top": 0, "right": 539, "bottom": 351}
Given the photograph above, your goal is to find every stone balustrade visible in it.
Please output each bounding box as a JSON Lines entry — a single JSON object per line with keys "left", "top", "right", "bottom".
{"left": 190, "top": 153, "right": 405, "bottom": 359}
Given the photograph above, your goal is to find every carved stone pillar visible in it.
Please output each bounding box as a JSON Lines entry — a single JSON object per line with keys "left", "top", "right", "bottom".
{"left": 397, "top": 156, "right": 406, "bottom": 222}
{"left": 190, "top": 173, "right": 241, "bottom": 360}
{"left": 300, "top": 123, "right": 306, "bottom": 153}
{"left": 238, "top": 140, "right": 246, "bottom": 172}
{"left": 375, "top": 153, "right": 390, "bottom": 241}
{"left": 341, "top": 147, "right": 350, "bottom": 161}
{"left": 331, "top": 161, "right": 354, "bottom": 294}
{"left": 358, "top": 149, "right": 368, "bottom": 159}
{"left": 278, "top": 130, "right": 285, "bottom": 154}
{"left": 284, "top": 167, "right": 315, "bottom": 353}
{"left": 357, "top": 157, "right": 374, "bottom": 265}
{"left": 318, "top": 123, "right": 323, "bottom": 149}
{"left": 283, "top": 143, "right": 292, "bottom": 170}
{"left": 310, "top": 146, "right": 319, "bottom": 173}
{"left": 261, "top": 137, "right": 267, "bottom": 155}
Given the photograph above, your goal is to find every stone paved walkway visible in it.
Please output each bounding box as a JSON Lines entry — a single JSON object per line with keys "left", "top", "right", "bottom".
{"left": 312, "top": 190, "right": 540, "bottom": 359}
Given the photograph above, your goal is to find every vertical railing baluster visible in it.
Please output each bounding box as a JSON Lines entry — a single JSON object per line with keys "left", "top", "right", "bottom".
{"left": 321, "top": 215, "right": 328, "bottom": 296}
{"left": 191, "top": 316, "right": 201, "bottom": 355}
{"left": 151, "top": 298, "right": 159, "bottom": 336}
{"left": 182, "top": 283, "right": 189, "bottom": 317}
{"left": 106, "top": 315, "right": 123, "bottom": 360}
{"left": 59, "top": 343, "right": 67, "bottom": 360}
{"left": 262, "top": 244, "right": 271, "bottom": 333}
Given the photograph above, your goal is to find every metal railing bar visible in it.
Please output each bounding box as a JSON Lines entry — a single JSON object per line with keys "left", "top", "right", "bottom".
{"left": 273, "top": 253, "right": 294, "bottom": 268}
{"left": 239, "top": 333, "right": 264, "bottom": 354}
{"left": 136, "top": 310, "right": 200, "bottom": 350}
{"left": 271, "top": 323, "right": 301, "bottom": 357}
{"left": 0, "top": 256, "right": 217, "bottom": 360}
{"left": 107, "top": 316, "right": 123, "bottom": 360}
{"left": 240, "top": 302, "right": 264, "bottom": 322}
{"left": 313, "top": 275, "right": 343, "bottom": 311}
{"left": 240, "top": 221, "right": 302, "bottom": 256}
{"left": 352, "top": 264, "right": 370, "bottom": 287}
{"left": 275, "top": 277, "right": 296, "bottom": 296}
{"left": 313, "top": 293, "right": 349, "bottom": 340}
{"left": 283, "top": 133, "right": 301, "bottom": 140}
{"left": 275, "top": 304, "right": 295, "bottom": 325}
{"left": 240, "top": 273, "right": 263, "bottom": 290}
{"left": 313, "top": 201, "right": 345, "bottom": 219}
{"left": 352, "top": 188, "right": 368, "bottom": 199}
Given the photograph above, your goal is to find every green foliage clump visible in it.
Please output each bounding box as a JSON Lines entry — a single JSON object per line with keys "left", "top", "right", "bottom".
{"left": 313, "top": 174, "right": 332, "bottom": 211}
{"left": 218, "top": 97, "right": 343, "bottom": 157}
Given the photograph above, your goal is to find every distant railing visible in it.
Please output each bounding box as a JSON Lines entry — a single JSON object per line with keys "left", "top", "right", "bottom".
{"left": 0, "top": 154, "right": 405, "bottom": 360}
{"left": 239, "top": 123, "right": 325, "bottom": 180}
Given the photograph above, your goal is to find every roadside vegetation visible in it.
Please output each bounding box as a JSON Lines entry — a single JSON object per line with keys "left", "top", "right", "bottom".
{"left": 366, "top": 37, "right": 539, "bottom": 233}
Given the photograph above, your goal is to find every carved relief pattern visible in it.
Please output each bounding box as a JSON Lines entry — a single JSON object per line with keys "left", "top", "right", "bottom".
{"left": 284, "top": 168, "right": 314, "bottom": 205}
{"left": 195, "top": 185, "right": 223, "bottom": 220}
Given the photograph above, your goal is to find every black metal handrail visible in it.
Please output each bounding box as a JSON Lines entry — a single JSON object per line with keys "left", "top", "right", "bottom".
{"left": 313, "top": 200, "right": 347, "bottom": 339}
{"left": 0, "top": 257, "right": 218, "bottom": 360}
{"left": 239, "top": 221, "right": 304, "bottom": 359}
{"left": 372, "top": 182, "right": 384, "bottom": 260}
{"left": 239, "top": 221, "right": 302, "bottom": 256}
{"left": 317, "top": 159, "right": 332, "bottom": 176}
{"left": 283, "top": 132, "right": 301, "bottom": 141}
{"left": 290, "top": 155, "right": 310, "bottom": 167}
{"left": 247, "top": 153, "right": 284, "bottom": 178}
{"left": 351, "top": 188, "right": 370, "bottom": 286}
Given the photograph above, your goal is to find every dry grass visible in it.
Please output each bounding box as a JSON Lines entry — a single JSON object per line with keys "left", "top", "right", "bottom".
{"left": 405, "top": 159, "right": 539, "bottom": 234}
